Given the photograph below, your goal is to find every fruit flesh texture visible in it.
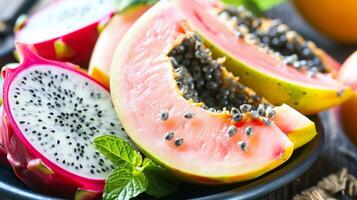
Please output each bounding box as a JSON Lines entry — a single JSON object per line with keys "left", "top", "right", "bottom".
{"left": 338, "top": 51, "right": 357, "bottom": 145}
{"left": 111, "top": 1, "right": 294, "bottom": 184}
{"left": 173, "top": 0, "right": 351, "bottom": 115}
{"left": 293, "top": 0, "right": 357, "bottom": 44}
{"left": 0, "top": 46, "right": 128, "bottom": 199}
{"left": 89, "top": 5, "right": 151, "bottom": 88}
{"left": 15, "top": 0, "right": 116, "bottom": 67}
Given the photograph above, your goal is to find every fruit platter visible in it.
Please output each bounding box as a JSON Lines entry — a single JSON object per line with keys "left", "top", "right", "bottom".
{"left": 0, "top": 0, "right": 356, "bottom": 199}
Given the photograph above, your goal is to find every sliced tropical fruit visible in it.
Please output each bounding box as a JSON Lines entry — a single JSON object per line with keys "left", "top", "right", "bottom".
{"left": 172, "top": 0, "right": 351, "bottom": 115}
{"left": 89, "top": 2, "right": 153, "bottom": 88}
{"left": 110, "top": 1, "right": 316, "bottom": 184}
{"left": 337, "top": 51, "right": 357, "bottom": 145}
{"left": 14, "top": 0, "right": 116, "bottom": 67}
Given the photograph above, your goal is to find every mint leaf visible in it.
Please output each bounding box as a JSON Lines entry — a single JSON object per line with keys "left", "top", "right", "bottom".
{"left": 95, "top": 136, "right": 180, "bottom": 200}
{"left": 143, "top": 158, "right": 180, "bottom": 198}
{"left": 104, "top": 162, "right": 148, "bottom": 200}
{"left": 115, "top": 0, "right": 157, "bottom": 13}
{"left": 253, "top": 0, "right": 285, "bottom": 11}
{"left": 94, "top": 135, "right": 142, "bottom": 167}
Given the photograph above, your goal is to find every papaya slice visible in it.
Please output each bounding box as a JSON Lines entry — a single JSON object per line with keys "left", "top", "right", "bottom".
{"left": 110, "top": 1, "right": 315, "bottom": 184}
{"left": 89, "top": 4, "right": 152, "bottom": 88}
{"left": 173, "top": 0, "right": 351, "bottom": 115}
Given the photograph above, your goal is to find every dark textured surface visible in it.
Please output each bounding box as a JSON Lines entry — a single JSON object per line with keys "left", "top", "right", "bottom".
{"left": 263, "top": 3, "right": 357, "bottom": 200}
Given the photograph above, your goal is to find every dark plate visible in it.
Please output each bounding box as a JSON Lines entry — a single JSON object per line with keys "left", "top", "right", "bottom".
{"left": 0, "top": 116, "right": 323, "bottom": 200}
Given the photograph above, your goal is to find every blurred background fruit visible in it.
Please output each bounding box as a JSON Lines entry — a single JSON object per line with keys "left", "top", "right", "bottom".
{"left": 292, "top": 0, "right": 357, "bottom": 44}
{"left": 338, "top": 51, "right": 357, "bottom": 145}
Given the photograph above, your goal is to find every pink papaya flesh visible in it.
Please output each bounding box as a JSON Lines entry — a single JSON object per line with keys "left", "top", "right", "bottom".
{"left": 1, "top": 45, "right": 130, "bottom": 199}
{"left": 173, "top": 0, "right": 351, "bottom": 115}
{"left": 15, "top": 0, "right": 116, "bottom": 67}
{"left": 89, "top": 5, "right": 152, "bottom": 88}
{"left": 110, "top": 1, "right": 317, "bottom": 184}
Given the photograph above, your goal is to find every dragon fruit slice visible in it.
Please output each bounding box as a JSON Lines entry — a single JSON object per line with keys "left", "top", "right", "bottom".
{"left": 14, "top": 0, "right": 116, "bottom": 67}
{"left": 0, "top": 46, "right": 129, "bottom": 199}
{"left": 0, "top": 76, "right": 7, "bottom": 165}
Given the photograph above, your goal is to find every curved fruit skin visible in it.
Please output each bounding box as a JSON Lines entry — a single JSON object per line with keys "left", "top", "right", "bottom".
{"left": 15, "top": 0, "right": 116, "bottom": 67}
{"left": 111, "top": 1, "right": 295, "bottom": 184}
{"left": 1, "top": 46, "right": 106, "bottom": 199}
{"left": 338, "top": 51, "right": 357, "bottom": 145}
{"left": 174, "top": 0, "right": 352, "bottom": 115}
{"left": 293, "top": 0, "right": 357, "bottom": 44}
{"left": 89, "top": 5, "right": 151, "bottom": 88}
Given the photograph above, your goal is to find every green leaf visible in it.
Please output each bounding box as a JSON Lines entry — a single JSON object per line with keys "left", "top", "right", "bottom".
{"left": 142, "top": 158, "right": 180, "bottom": 198}
{"left": 115, "top": 0, "right": 157, "bottom": 13}
{"left": 104, "top": 162, "right": 148, "bottom": 200}
{"left": 253, "top": 0, "right": 285, "bottom": 11}
{"left": 94, "top": 135, "right": 142, "bottom": 167}
{"left": 95, "top": 136, "right": 180, "bottom": 199}
{"left": 222, "top": 0, "right": 286, "bottom": 16}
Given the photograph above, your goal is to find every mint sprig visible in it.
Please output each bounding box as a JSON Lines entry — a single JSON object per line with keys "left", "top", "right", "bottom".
{"left": 104, "top": 163, "right": 147, "bottom": 200}
{"left": 94, "top": 136, "right": 180, "bottom": 200}
{"left": 94, "top": 136, "right": 142, "bottom": 167}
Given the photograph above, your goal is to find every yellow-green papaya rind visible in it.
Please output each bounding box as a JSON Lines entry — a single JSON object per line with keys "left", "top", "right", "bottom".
{"left": 135, "top": 142, "right": 293, "bottom": 185}
{"left": 201, "top": 38, "right": 352, "bottom": 115}
{"left": 287, "top": 121, "right": 317, "bottom": 149}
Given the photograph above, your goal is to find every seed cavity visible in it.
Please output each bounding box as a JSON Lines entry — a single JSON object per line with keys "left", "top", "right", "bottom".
{"left": 168, "top": 33, "right": 277, "bottom": 136}
{"left": 218, "top": 6, "right": 327, "bottom": 75}
{"left": 169, "top": 34, "right": 268, "bottom": 114}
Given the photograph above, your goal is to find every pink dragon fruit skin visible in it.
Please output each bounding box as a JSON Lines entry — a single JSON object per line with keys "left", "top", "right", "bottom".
{"left": 15, "top": 0, "right": 116, "bottom": 67}
{"left": 0, "top": 45, "right": 128, "bottom": 199}
{"left": 0, "top": 107, "right": 9, "bottom": 165}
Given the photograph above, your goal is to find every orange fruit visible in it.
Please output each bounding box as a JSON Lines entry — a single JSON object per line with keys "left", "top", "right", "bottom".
{"left": 293, "top": 0, "right": 357, "bottom": 44}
